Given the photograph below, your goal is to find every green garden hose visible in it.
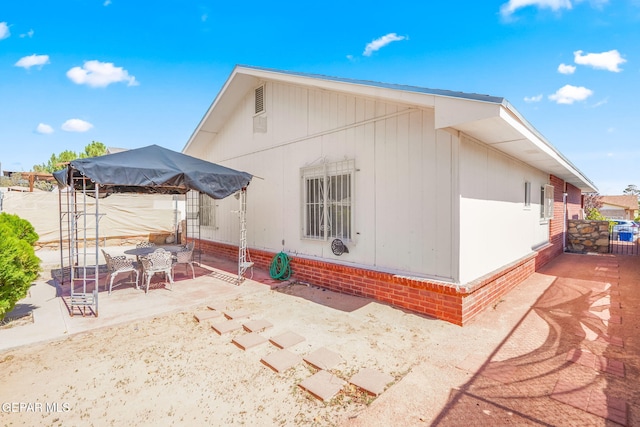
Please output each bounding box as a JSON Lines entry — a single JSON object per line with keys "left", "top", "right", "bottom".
{"left": 269, "top": 251, "right": 291, "bottom": 280}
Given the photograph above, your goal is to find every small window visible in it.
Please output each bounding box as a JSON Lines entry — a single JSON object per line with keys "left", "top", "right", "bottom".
{"left": 540, "top": 184, "right": 554, "bottom": 220}
{"left": 524, "top": 181, "right": 531, "bottom": 207}
{"left": 302, "top": 159, "right": 354, "bottom": 240}
{"left": 199, "top": 193, "right": 216, "bottom": 227}
{"left": 254, "top": 85, "right": 265, "bottom": 115}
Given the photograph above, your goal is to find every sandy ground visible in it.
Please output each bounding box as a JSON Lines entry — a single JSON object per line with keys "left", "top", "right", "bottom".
{"left": 0, "top": 263, "right": 558, "bottom": 427}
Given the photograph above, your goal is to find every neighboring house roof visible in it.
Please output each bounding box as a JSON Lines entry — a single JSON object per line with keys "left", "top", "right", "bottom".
{"left": 600, "top": 195, "right": 639, "bottom": 210}
{"left": 184, "top": 65, "right": 598, "bottom": 193}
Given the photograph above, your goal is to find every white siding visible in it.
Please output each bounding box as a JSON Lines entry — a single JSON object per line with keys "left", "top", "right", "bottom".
{"left": 186, "top": 80, "right": 456, "bottom": 281}
{"left": 458, "top": 135, "right": 549, "bottom": 283}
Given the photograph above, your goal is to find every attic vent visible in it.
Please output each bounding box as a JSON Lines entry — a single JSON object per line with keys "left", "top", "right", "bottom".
{"left": 254, "top": 85, "right": 265, "bottom": 114}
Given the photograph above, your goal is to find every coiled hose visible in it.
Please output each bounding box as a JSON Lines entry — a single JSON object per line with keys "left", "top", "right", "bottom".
{"left": 269, "top": 251, "right": 291, "bottom": 280}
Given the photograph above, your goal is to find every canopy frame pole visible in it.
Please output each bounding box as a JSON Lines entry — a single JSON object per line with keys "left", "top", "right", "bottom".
{"left": 58, "top": 174, "right": 99, "bottom": 317}
{"left": 237, "top": 188, "right": 253, "bottom": 284}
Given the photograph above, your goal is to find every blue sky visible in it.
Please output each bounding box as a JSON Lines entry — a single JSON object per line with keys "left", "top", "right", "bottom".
{"left": 1, "top": 0, "right": 638, "bottom": 194}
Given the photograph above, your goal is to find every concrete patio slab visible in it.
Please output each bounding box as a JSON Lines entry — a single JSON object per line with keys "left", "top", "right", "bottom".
{"left": 299, "top": 370, "right": 346, "bottom": 402}
{"left": 194, "top": 310, "right": 222, "bottom": 322}
{"left": 304, "top": 347, "right": 342, "bottom": 370}
{"left": 232, "top": 332, "right": 268, "bottom": 350}
{"left": 349, "top": 368, "right": 395, "bottom": 396}
{"left": 224, "top": 309, "right": 252, "bottom": 320}
{"left": 261, "top": 349, "right": 302, "bottom": 373}
{"left": 211, "top": 319, "right": 242, "bottom": 335}
{"left": 243, "top": 319, "right": 273, "bottom": 333}
{"left": 269, "top": 331, "right": 305, "bottom": 349}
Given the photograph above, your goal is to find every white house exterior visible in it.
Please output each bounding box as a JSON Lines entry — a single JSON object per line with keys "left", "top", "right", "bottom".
{"left": 183, "top": 66, "right": 597, "bottom": 325}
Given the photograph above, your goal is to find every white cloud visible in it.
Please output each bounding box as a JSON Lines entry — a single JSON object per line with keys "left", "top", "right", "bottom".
{"left": 104, "top": 0, "right": 112, "bottom": 5}
{"left": 574, "top": 49, "right": 626, "bottom": 72}
{"left": 591, "top": 98, "right": 608, "bottom": 108}
{"left": 61, "top": 119, "right": 94, "bottom": 132}
{"left": 66, "top": 60, "right": 138, "bottom": 88}
{"left": 363, "top": 33, "right": 407, "bottom": 57}
{"left": 524, "top": 94, "right": 543, "bottom": 102}
{"left": 501, "top": 0, "right": 572, "bottom": 16}
{"left": 19, "top": 29, "right": 34, "bottom": 38}
{"left": 558, "top": 63, "right": 576, "bottom": 74}
{"left": 548, "top": 84, "right": 593, "bottom": 104}
{"left": 15, "top": 54, "right": 50, "bottom": 70}
{"left": 36, "top": 123, "right": 54, "bottom": 134}
{"left": 0, "top": 22, "right": 10, "bottom": 40}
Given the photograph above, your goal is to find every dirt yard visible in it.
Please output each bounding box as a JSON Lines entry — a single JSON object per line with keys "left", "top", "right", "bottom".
{"left": 2, "top": 252, "right": 636, "bottom": 426}
{"left": 0, "top": 282, "right": 473, "bottom": 426}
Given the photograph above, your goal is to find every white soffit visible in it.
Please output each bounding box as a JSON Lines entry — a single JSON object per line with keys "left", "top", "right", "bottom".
{"left": 434, "top": 96, "right": 501, "bottom": 130}
{"left": 448, "top": 101, "right": 596, "bottom": 192}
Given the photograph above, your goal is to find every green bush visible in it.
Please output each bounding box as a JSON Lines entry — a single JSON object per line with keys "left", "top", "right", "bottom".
{"left": 0, "top": 213, "right": 40, "bottom": 320}
{"left": 585, "top": 208, "right": 607, "bottom": 221}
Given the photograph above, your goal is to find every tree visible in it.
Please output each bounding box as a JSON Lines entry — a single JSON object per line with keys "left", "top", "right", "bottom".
{"left": 33, "top": 150, "right": 78, "bottom": 173}
{"left": 583, "top": 193, "right": 602, "bottom": 212}
{"left": 583, "top": 193, "right": 604, "bottom": 220}
{"left": 623, "top": 184, "right": 640, "bottom": 196}
{"left": 80, "top": 141, "right": 107, "bottom": 159}
{"left": 32, "top": 141, "right": 107, "bottom": 173}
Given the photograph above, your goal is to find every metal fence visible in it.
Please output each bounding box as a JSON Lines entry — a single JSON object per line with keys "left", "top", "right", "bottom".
{"left": 609, "top": 227, "right": 640, "bottom": 255}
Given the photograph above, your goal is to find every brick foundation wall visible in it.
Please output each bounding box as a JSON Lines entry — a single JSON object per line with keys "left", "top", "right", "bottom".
{"left": 197, "top": 239, "right": 538, "bottom": 326}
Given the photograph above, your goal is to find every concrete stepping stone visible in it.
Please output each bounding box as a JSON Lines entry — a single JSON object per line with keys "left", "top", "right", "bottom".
{"left": 349, "top": 368, "right": 395, "bottom": 396}
{"left": 232, "top": 332, "right": 268, "bottom": 350}
{"left": 304, "top": 347, "right": 342, "bottom": 370}
{"left": 224, "top": 309, "right": 252, "bottom": 320}
{"left": 243, "top": 319, "right": 273, "bottom": 333}
{"left": 211, "top": 319, "right": 242, "bottom": 335}
{"left": 269, "top": 331, "right": 305, "bottom": 349}
{"left": 299, "top": 370, "right": 346, "bottom": 402}
{"left": 194, "top": 310, "right": 222, "bottom": 322}
{"left": 261, "top": 349, "right": 302, "bottom": 373}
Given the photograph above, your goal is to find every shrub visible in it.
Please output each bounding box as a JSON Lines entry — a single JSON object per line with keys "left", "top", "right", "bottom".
{"left": 0, "top": 214, "right": 40, "bottom": 320}
{"left": 585, "top": 208, "right": 607, "bottom": 221}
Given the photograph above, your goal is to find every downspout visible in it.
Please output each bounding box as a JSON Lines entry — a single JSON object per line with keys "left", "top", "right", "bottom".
{"left": 563, "top": 184, "right": 568, "bottom": 252}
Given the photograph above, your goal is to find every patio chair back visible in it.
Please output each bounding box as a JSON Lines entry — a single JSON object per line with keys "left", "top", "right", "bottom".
{"left": 101, "top": 249, "right": 139, "bottom": 294}
{"left": 140, "top": 248, "right": 174, "bottom": 293}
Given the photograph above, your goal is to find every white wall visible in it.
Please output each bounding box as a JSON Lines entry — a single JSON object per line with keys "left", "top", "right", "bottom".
{"left": 186, "top": 80, "right": 456, "bottom": 281}
{"left": 458, "top": 135, "right": 549, "bottom": 283}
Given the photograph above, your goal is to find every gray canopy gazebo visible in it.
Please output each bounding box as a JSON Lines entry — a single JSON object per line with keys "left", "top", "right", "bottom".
{"left": 54, "top": 144, "right": 253, "bottom": 316}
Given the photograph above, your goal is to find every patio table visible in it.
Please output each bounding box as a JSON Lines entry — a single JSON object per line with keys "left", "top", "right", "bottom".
{"left": 123, "top": 245, "right": 186, "bottom": 258}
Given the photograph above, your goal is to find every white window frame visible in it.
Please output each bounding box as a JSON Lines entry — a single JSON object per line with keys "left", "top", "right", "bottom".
{"left": 524, "top": 181, "right": 531, "bottom": 208}
{"left": 540, "top": 184, "right": 554, "bottom": 220}
{"left": 199, "top": 193, "right": 216, "bottom": 228}
{"left": 301, "top": 159, "right": 354, "bottom": 241}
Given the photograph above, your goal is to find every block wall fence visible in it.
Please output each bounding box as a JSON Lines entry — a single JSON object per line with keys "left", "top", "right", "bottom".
{"left": 197, "top": 175, "right": 578, "bottom": 326}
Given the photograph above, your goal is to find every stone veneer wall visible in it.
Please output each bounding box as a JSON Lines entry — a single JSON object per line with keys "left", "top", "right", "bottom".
{"left": 567, "top": 220, "right": 610, "bottom": 253}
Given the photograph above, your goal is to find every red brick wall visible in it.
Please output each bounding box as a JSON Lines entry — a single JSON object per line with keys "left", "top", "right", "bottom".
{"left": 536, "top": 175, "right": 578, "bottom": 270}
{"left": 566, "top": 183, "right": 583, "bottom": 220}
{"left": 198, "top": 239, "right": 537, "bottom": 326}
{"left": 197, "top": 174, "right": 575, "bottom": 326}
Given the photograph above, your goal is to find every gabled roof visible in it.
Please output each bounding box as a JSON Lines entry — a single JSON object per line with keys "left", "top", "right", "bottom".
{"left": 184, "top": 65, "right": 597, "bottom": 192}
{"left": 601, "top": 195, "right": 639, "bottom": 210}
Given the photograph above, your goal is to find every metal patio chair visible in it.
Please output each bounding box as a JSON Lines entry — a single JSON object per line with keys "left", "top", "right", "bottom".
{"left": 140, "top": 248, "right": 174, "bottom": 294}
{"left": 102, "top": 249, "right": 139, "bottom": 295}
{"left": 172, "top": 245, "right": 196, "bottom": 280}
